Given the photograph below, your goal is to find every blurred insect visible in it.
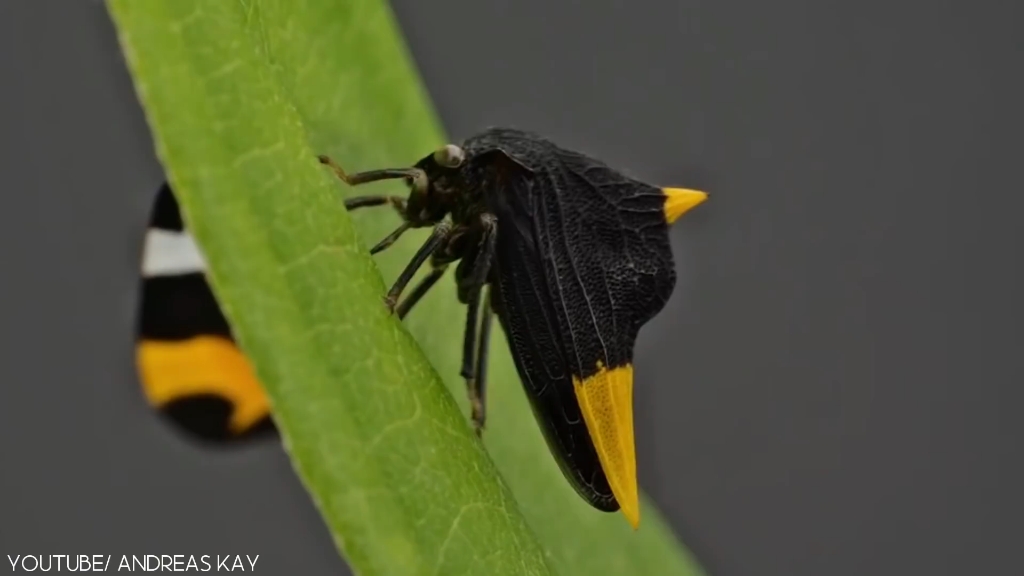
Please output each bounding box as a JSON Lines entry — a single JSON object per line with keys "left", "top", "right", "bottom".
{"left": 318, "top": 127, "right": 707, "bottom": 528}
{"left": 135, "top": 183, "right": 275, "bottom": 443}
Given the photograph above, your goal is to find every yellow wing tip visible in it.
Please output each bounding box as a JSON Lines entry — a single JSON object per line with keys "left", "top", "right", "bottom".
{"left": 621, "top": 495, "right": 641, "bottom": 530}
{"left": 573, "top": 363, "right": 641, "bottom": 530}
{"left": 663, "top": 187, "right": 708, "bottom": 224}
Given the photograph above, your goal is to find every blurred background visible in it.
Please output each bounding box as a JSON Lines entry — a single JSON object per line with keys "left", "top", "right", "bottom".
{"left": 1, "top": 1, "right": 1022, "bottom": 574}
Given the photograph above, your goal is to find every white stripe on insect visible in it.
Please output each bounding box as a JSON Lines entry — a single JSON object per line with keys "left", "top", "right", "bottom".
{"left": 141, "top": 228, "right": 207, "bottom": 277}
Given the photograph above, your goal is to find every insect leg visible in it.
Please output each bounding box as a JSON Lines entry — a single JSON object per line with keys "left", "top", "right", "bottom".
{"left": 395, "top": 262, "right": 449, "bottom": 319}
{"left": 368, "top": 222, "right": 413, "bottom": 255}
{"left": 458, "top": 216, "right": 498, "bottom": 373}
{"left": 461, "top": 286, "right": 481, "bottom": 385}
{"left": 458, "top": 212, "right": 501, "bottom": 297}
{"left": 395, "top": 228, "right": 464, "bottom": 317}
{"left": 343, "top": 195, "right": 406, "bottom": 213}
{"left": 383, "top": 220, "right": 452, "bottom": 312}
{"left": 458, "top": 215, "right": 498, "bottom": 435}
{"left": 468, "top": 214, "right": 498, "bottom": 288}
{"left": 470, "top": 287, "right": 494, "bottom": 436}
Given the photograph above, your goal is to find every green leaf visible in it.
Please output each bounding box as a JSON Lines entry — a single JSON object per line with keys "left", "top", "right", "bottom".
{"left": 107, "top": 1, "right": 707, "bottom": 575}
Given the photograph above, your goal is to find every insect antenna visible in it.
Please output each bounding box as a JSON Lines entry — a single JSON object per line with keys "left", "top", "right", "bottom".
{"left": 319, "top": 154, "right": 418, "bottom": 184}
{"left": 320, "top": 154, "right": 420, "bottom": 221}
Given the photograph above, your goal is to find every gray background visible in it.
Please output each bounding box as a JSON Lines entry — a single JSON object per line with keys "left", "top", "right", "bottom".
{"left": 0, "top": 0, "right": 1021, "bottom": 574}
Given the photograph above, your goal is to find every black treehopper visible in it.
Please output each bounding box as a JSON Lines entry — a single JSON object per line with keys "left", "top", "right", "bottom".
{"left": 321, "top": 127, "right": 707, "bottom": 529}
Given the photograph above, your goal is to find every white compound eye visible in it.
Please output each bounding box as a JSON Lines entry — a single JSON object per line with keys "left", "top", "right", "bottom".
{"left": 433, "top": 144, "right": 465, "bottom": 168}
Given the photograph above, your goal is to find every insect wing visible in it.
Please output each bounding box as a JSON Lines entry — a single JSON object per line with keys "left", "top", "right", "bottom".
{"left": 487, "top": 181, "right": 620, "bottom": 514}
{"left": 479, "top": 130, "right": 679, "bottom": 528}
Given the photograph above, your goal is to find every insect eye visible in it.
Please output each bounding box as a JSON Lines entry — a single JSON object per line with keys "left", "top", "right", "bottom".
{"left": 407, "top": 169, "right": 429, "bottom": 195}
{"left": 433, "top": 144, "right": 465, "bottom": 168}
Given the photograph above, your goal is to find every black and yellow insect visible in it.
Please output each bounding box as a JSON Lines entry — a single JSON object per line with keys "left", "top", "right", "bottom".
{"left": 319, "top": 127, "right": 707, "bottom": 528}
{"left": 135, "top": 127, "right": 705, "bottom": 528}
{"left": 136, "top": 183, "right": 275, "bottom": 442}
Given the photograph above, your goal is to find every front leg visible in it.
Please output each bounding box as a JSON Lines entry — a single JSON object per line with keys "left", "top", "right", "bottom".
{"left": 392, "top": 226, "right": 470, "bottom": 318}
{"left": 384, "top": 219, "right": 453, "bottom": 312}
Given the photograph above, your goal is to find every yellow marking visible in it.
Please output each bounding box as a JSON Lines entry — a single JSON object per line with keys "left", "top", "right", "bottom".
{"left": 573, "top": 362, "right": 640, "bottom": 529}
{"left": 662, "top": 187, "right": 708, "bottom": 224}
{"left": 137, "top": 336, "right": 269, "bottom": 435}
